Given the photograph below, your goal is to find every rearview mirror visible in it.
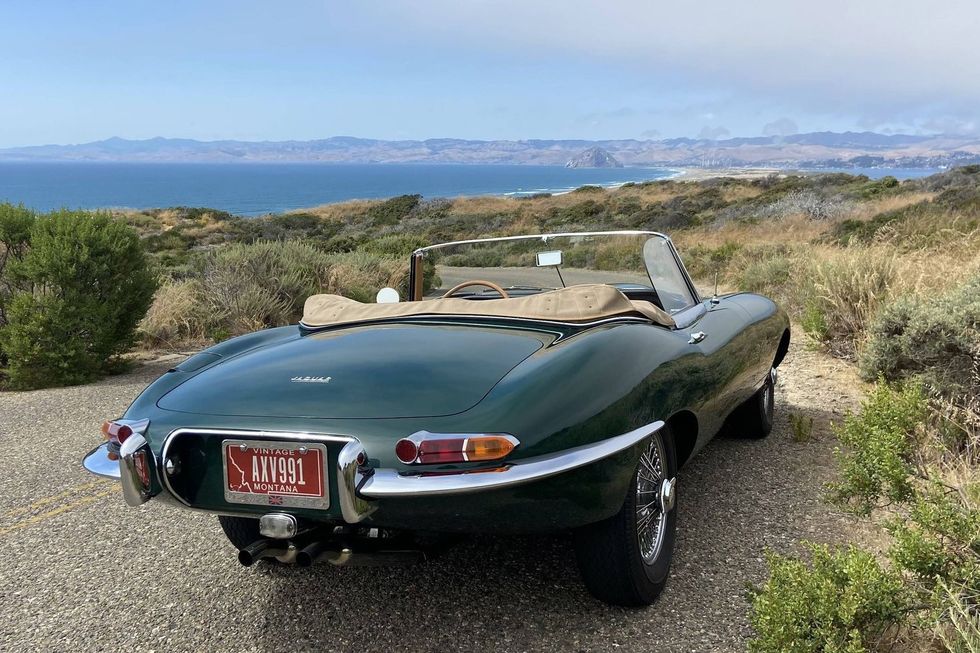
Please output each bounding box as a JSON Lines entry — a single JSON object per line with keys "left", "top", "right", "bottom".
{"left": 536, "top": 250, "right": 563, "bottom": 267}
{"left": 376, "top": 287, "right": 400, "bottom": 304}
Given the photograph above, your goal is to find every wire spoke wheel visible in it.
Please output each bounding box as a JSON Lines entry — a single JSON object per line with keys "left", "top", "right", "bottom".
{"left": 636, "top": 433, "right": 668, "bottom": 565}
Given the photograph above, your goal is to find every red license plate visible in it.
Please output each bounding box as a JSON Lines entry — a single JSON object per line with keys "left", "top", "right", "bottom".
{"left": 222, "top": 440, "right": 329, "bottom": 510}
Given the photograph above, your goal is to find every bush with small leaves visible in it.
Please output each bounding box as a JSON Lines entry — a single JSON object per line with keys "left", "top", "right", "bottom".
{"left": 0, "top": 210, "right": 157, "bottom": 388}
{"left": 748, "top": 544, "right": 908, "bottom": 653}
{"left": 830, "top": 382, "right": 927, "bottom": 515}
{"left": 202, "top": 240, "right": 331, "bottom": 336}
{"left": 0, "top": 203, "right": 36, "bottom": 330}
{"left": 860, "top": 273, "right": 980, "bottom": 402}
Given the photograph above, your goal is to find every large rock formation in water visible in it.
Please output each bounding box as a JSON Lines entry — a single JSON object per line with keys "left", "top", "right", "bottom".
{"left": 565, "top": 146, "right": 623, "bottom": 168}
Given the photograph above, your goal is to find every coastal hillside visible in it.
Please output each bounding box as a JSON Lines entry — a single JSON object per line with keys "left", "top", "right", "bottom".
{"left": 2, "top": 132, "right": 979, "bottom": 168}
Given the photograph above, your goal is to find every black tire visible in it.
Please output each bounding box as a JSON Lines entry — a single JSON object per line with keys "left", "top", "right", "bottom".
{"left": 573, "top": 425, "right": 678, "bottom": 607}
{"left": 730, "top": 369, "right": 776, "bottom": 439}
{"left": 218, "top": 515, "right": 261, "bottom": 550}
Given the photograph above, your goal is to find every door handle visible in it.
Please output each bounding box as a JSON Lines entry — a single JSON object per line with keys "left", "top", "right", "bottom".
{"left": 688, "top": 331, "right": 707, "bottom": 344}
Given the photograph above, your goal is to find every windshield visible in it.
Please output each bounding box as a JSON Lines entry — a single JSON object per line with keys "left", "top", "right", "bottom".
{"left": 411, "top": 232, "right": 698, "bottom": 314}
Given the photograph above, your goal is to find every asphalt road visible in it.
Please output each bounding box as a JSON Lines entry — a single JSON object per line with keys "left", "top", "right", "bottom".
{"left": 0, "top": 340, "right": 864, "bottom": 652}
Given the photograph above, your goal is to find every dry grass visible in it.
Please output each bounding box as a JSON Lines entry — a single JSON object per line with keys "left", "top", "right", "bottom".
{"left": 293, "top": 199, "right": 375, "bottom": 221}
{"left": 676, "top": 214, "right": 829, "bottom": 249}
{"left": 847, "top": 192, "right": 935, "bottom": 220}
{"left": 138, "top": 279, "right": 210, "bottom": 349}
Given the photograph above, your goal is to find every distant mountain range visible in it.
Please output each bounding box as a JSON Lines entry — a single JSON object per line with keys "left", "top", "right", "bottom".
{"left": 2, "top": 132, "right": 979, "bottom": 169}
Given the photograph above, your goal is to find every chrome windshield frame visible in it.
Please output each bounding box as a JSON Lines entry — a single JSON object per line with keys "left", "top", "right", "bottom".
{"left": 407, "top": 230, "right": 701, "bottom": 307}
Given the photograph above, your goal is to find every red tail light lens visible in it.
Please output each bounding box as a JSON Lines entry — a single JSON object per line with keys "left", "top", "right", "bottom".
{"left": 102, "top": 420, "right": 134, "bottom": 445}
{"left": 394, "top": 439, "right": 419, "bottom": 464}
{"left": 133, "top": 450, "right": 150, "bottom": 487}
{"left": 395, "top": 433, "right": 518, "bottom": 465}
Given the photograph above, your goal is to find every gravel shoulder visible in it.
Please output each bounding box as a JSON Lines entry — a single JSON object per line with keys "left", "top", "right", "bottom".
{"left": 0, "top": 334, "right": 869, "bottom": 652}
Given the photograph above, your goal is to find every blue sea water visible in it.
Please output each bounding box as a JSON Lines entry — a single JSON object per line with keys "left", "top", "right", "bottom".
{"left": 0, "top": 163, "right": 943, "bottom": 217}
{"left": 0, "top": 163, "right": 675, "bottom": 217}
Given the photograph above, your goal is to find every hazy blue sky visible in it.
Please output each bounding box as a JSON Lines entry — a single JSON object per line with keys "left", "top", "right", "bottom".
{"left": 1, "top": 0, "right": 977, "bottom": 147}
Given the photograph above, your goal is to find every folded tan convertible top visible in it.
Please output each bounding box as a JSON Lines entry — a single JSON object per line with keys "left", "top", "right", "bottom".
{"left": 302, "top": 284, "right": 675, "bottom": 328}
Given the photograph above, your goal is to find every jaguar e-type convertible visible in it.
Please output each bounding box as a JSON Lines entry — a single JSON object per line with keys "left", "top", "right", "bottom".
{"left": 84, "top": 230, "right": 789, "bottom": 606}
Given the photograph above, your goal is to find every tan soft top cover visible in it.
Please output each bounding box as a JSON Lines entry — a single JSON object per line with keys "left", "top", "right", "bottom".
{"left": 302, "top": 284, "right": 675, "bottom": 328}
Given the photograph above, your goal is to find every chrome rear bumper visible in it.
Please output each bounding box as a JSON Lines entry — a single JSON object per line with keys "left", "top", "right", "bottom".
{"left": 355, "top": 421, "right": 663, "bottom": 499}
{"left": 84, "top": 420, "right": 662, "bottom": 524}
{"left": 82, "top": 436, "right": 156, "bottom": 507}
{"left": 83, "top": 443, "right": 120, "bottom": 479}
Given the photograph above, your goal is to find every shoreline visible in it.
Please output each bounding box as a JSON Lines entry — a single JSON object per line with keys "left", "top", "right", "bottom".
{"left": 670, "top": 166, "right": 782, "bottom": 181}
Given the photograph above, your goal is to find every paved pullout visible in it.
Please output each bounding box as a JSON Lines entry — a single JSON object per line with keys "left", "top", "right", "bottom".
{"left": 0, "top": 337, "right": 866, "bottom": 652}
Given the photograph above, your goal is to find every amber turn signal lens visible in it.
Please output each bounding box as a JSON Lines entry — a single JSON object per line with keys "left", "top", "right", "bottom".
{"left": 463, "top": 436, "right": 517, "bottom": 462}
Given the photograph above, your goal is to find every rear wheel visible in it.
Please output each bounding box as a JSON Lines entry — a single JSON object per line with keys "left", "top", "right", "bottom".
{"left": 573, "top": 425, "right": 678, "bottom": 606}
{"left": 731, "top": 369, "right": 776, "bottom": 439}
{"left": 218, "top": 515, "right": 261, "bottom": 550}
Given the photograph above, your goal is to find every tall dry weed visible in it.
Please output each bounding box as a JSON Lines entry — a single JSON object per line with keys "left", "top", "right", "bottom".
{"left": 138, "top": 279, "right": 209, "bottom": 348}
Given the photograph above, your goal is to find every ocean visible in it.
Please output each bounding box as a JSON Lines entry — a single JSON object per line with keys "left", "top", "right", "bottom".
{"left": 0, "top": 163, "right": 675, "bottom": 217}
{"left": 0, "top": 162, "right": 941, "bottom": 217}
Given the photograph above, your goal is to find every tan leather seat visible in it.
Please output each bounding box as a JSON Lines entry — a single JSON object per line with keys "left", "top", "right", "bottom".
{"left": 302, "top": 284, "right": 675, "bottom": 328}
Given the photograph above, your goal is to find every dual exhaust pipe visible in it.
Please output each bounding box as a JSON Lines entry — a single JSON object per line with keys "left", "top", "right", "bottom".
{"left": 237, "top": 537, "right": 422, "bottom": 567}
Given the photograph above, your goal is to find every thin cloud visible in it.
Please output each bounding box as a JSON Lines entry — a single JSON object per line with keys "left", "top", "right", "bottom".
{"left": 358, "top": 1, "right": 980, "bottom": 126}
{"left": 698, "top": 126, "right": 730, "bottom": 140}
{"left": 763, "top": 118, "right": 798, "bottom": 137}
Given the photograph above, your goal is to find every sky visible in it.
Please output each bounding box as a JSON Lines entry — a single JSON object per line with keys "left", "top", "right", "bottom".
{"left": 0, "top": 0, "right": 978, "bottom": 148}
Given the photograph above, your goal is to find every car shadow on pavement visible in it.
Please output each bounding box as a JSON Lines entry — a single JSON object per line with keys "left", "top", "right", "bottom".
{"left": 253, "top": 400, "right": 850, "bottom": 652}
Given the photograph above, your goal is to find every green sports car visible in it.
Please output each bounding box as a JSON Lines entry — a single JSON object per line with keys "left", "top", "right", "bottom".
{"left": 84, "top": 230, "right": 789, "bottom": 606}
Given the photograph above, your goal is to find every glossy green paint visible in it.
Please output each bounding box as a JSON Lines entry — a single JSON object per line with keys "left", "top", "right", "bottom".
{"left": 157, "top": 325, "right": 546, "bottom": 419}
{"left": 121, "top": 292, "right": 789, "bottom": 534}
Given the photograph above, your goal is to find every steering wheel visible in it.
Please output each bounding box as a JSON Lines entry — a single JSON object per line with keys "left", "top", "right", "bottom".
{"left": 442, "top": 280, "right": 510, "bottom": 299}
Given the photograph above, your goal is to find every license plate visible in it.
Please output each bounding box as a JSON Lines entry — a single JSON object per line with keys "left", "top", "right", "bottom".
{"left": 222, "top": 439, "right": 329, "bottom": 510}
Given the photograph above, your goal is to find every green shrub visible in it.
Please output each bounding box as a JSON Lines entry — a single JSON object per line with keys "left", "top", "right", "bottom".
{"left": 202, "top": 240, "right": 331, "bottom": 335}
{"left": 359, "top": 234, "right": 428, "bottom": 258}
{"left": 754, "top": 377, "right": 979, "bottom": 651}
{"left": 831, "top": 382, "right": 927, "bottom": 515}
{"left": 198, "top": 241, "right": 410, "bottom": 337}
{"left": 0, "top": 203, "right": 36, "bottom": 329}
{"left": 0, "top": 210, "right": 157, "bottom": 388}
{"left": 860, "top": 274, "right": 980, "bottom": 401}
{"left": 367, "top": 194, "right": 421, "bottom": 226}
{"left": 681, "top": 241, "right": 742, "bottom": 281}
{"left": 749, "top": 544, "right": 907, "bottom": 653}
{"left": 322, "top": 250, "right": 409, "bottom": 302}
{"left": 801, "top": 300, "right": 830, "bottom": 342}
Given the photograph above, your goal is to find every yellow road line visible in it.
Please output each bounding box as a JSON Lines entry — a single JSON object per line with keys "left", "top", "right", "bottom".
{"left": 3, "top": 479, "right": 112, "bottom": 518}
{"left": 0, "top": 488, "right": 117, "bottom": 537}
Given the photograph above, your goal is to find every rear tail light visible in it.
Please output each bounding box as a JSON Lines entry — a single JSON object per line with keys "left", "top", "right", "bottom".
{"left": 395, "top": 432, "right": 518, "bottom": 465}
{"left": 133, "top": 450, "right": 151, "bottom": 487}
{"left": 102, "top": 421, "right": 133, "bottom": 444}
{"left": 102, "top": 418, "right": 150, "bottom": 446}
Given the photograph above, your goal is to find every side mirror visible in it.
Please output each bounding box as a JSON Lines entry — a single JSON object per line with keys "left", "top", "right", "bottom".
{"left": 376, "top": 287, "right": 400, "bottom": 304}
{"left": 536, "top": 250, "right": 563, "bottom": 267}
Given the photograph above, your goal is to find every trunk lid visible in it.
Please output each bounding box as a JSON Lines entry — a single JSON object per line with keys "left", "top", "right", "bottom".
{"left": 157, "top": 323, "right": 546, "bottom": 419}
